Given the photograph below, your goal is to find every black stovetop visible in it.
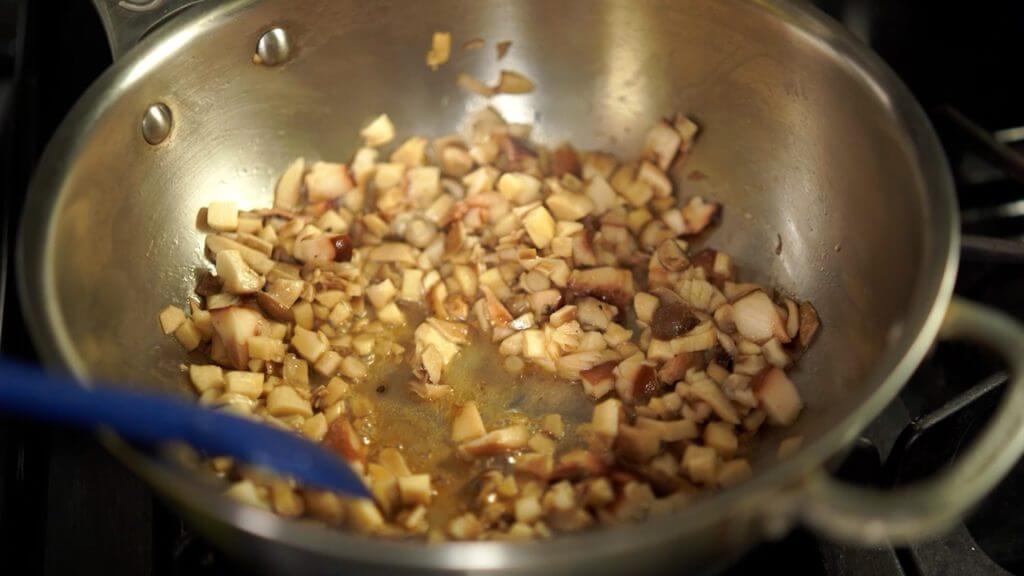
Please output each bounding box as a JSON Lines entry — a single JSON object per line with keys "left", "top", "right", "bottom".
{"left": 3, "top": 1, "right": 1024, "bottom": 575}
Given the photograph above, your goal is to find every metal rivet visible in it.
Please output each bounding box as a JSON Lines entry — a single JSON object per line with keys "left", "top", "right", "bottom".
{"left": 256, "top": 27, "right": 291, "bottom": 66}
{"left": 141, "top": 103, "right": 172, "bottom": 145}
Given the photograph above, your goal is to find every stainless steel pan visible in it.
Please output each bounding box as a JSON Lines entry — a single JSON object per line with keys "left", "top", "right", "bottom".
{"left": 17, "top": 0, "right": 1024, "bottom": 573}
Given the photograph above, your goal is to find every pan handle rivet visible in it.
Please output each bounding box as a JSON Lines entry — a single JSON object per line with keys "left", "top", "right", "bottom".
{"left": 141, "top": 103, "right": 172, "bottom": 145}
{"left": 256, "top": 27, "right": 291, "bottom": 66}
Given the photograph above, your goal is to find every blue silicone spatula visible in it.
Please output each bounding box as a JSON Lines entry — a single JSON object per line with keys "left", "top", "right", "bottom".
{"left": 0, "top": 360, "right": 368, "bottom": 498}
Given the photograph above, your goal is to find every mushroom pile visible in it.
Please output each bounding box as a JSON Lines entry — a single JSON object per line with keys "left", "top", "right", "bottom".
{"left": 157, "top": 107, "right": 820, "bottom": 541}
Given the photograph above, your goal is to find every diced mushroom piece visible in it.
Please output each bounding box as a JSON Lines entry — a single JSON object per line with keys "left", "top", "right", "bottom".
{"left": 447, "top": 513, "right": 483, "bottom": 540}
{"left": 614, "top": 353, "right": 658, "bottom": 402}
{"left": 266, "top": 385, "right": 313, "bottom": 418}
{"left": 224, "top": 370, "right": 264, "bottom": 399}
{"left": 274, "top": 158, "right": 305, "bottom": 210}
{"left": 408, "top": 166, "right": 441, "bottom": 202}
{"left": 798, "top": 301, "right": 821, "bottom": 348}
{"left": 174, "top": 319, "right": 203, "bottom": 351}
{"left": 703, "top": 421, "right": 738, "bottom": 458}
{"left": 497, "top": 172, "right": 542, "bottom": 205}
{"left": 675, "top": 279, "right": 726, "bottom": 313}
{"left": 282, "top": 354, "right": 309, "bottom": 387}
{"left": 673, "top": 114, "right": 700, "bottom": 154}
{"left": 615, "top": 425, "right": 662, "bottom": 463}
{"left": 206, "top": 235, "right": 275, "bottom": 274}
{"left": 733, "top": 291, "right": 790, "bottom": 344}
{"left": 553, "top": 450, "right": 607, "bottom": 481}
{"left": 207, "top": 201, "right": 239, "bottom": 232}
{"left": 522, "top": 206, "right": 556, "bottom": 249}
{"left": 440, "top": 144, "right": 474, "bottom": 177}
{"left": 658, "top": 351, "right": 701, "bottom": 384}
{"left": 717, "top": 458, "right": 752, "bottom": 488}
{"left": 158, "top": 305, "right": 186, "bottom": 334}
{"left": 209, "top": 306, "right": 264, "bottom": 369}
{"left": 360, "top": 114, "right": 395, "bottom": 147}
{"left": 650, "top": 302, "right": 700, "bottom": 340}
{"left": 636, "top": 161, "right": 672, "bottom": 198}
{"left": 752, "top": 368, "right": 804, "bottom": 426}
{"left": 514, "top": 495, "right": 543, "bottom": 524}
{"left": 689, "top": 378, "right": 740, "bottom": 424}
{"left": 762, "top": 338, "right": 790, "bottom": 368}
{"left": 680, "top": 196, "right": 720, "bottom": 236}
{"left": 368, "top": 242, "right": 418, "bottom": 265}
{"left": 669, "top": 321, "right": 717, "bottom": 353}
{"left": 541, "top": 414, "right": 565, "bottom": 439}
{"left": 458, "top": 425, "right": 529, "bottom": 459}
{"left": 495, "top": 70, "right": 535, "bottom": 94}
{"left": 398, "top": 474, "right": 432, "bottom": 506}
{"left": 293, "top": 234, "right": 342, "bottom": 265}
{"left": 482, "top": 287, "right": 514, "bottom": 328}
{"left": 591, "top": 398, "right": 622, "bottom": 442}
{"left": 189, "top": 365, "right": 224, "bottom": 393}
{"left": 578, "top": 359, "right": 616, "bottom": 398}
{"left": 225, "top": 480, "right": 269, "bottom": 509}
{"left": 644, "top": 120, "right": 682, "bottom": 171}
{"left": 568, "top": 267, "right": 635, "bottom": 308}
{"left": 348, "top": 499, "right": 385, "bottom": 534}
{"left": 452, "top": 401, "right": 487, "bottom": 443}
{"left": 426, "top": 31, "right": 452, "bottom": 70}
{"left": 216, "top": 250, "right": 263, "bottom": 295}
{"left": 304, "top": 162, "right": 354, "bottom": 202}
{"left": 410, "top": 380, "right": 453, "bottom": 400}
{"left": 256, "top": 278, "right": 304, "bottom": 320}
{"left": 322, "top": 418, "right": 367, "bottom": 462}
{"left": 545, "top": 193, "right": 594, "bottom": 221}
{"left": 681, "top": 444, "right": 719, "bottom": 485}
{"left": 291, "top": 326, "right": 327, "bottom": 363}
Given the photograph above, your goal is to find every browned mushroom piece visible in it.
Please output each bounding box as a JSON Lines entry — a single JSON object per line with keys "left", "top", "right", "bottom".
{"left": 650, "top": 302, "right": 700, "bottom": 340}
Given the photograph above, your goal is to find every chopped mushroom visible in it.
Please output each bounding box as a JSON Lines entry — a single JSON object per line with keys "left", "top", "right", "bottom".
{"left": 733, "top": 291, "right": 790, "bottom": 344}
{"left": 425, "top": 31, "right": 452, "bottom": 71}
{"left": 360, "top": 114, "right": 395, "bottom": 147}
{"left": 458, "top": 425, "right": 529, "bottom": 459}
{"left": 160, "top": 107, "right": 821, "bottom": 541}
{"left": 752, "top": 368, "right": 804, "bottom": 426}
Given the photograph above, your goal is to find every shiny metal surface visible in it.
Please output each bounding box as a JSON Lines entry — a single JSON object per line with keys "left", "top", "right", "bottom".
{"left": 93, "top": 0, "right": 205, "bottom": 58}
{"left": 140, "top": 102, "right": 172, "bottom": 144}
{"left": 255, "top": 27, "right": 291, "bottom": 66}
{"left": 18, "top": 0, "right": 1017, "bottom": 573}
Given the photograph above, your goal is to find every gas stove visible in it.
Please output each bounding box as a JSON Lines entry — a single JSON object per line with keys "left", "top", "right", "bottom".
{"left": 2, "top": 1, "right": 1024, "bottom": 574}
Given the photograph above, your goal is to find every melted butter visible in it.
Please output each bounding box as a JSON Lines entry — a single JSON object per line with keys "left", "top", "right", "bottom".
{"left": 350, "top": 328, "right": 594, "bottom": 527}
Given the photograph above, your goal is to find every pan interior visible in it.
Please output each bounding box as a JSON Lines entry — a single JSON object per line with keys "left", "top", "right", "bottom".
{"left": 26, "top": 0, "right": 953, "bottom": 525}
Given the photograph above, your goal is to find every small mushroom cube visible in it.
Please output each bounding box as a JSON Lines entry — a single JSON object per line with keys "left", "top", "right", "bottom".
{"left": 224, "top": 371, "right": 264, "bottom": 399}
{"left": 452, "top": 401, "right": 487, "bottom": 443}
{"left": 266, "top": 385, "right": 313, "bottom": 418}
{"left": 522, "top": 206, "right": 556, "bottom": 249}
{"left": 291, "top": 326, "right": 327, "bottom": 363}
{"left": 644, "top": 120, "right": 682, "bottom": 171}
{"left": 591, "top": 398, "right": 622, "bottom": 442}
{"left": 158, "top": 305, "right": 186, "bottom": 334}
{"left": 360, "top": 114, "right": 395, "bottom": 147}
{"left": 458, "top": 425, "right": 529, "bottom": 459}
{"left": 703, "top": 421, "right": 738, "bottom": 458}
{"left": 206, "top": 201, "right": 239, "bottom": 232}
{"left": 398, "top": 474, "right": 433, "bottom": 506}
{"left": 681, "top": 444, "right": 719, "bottom": 485}
{"left": 216, "top": 250, "right": 263, "bottom": 295}
{"left": 752, "top": 368, "right": 804, "bottom": 426}
{"left": 189, "top": 365, "right": 224, "bottom": 393}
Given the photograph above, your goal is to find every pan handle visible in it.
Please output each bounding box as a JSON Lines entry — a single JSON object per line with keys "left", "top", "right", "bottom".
{"left": 800, "top": 297, "right": 1024, "bottom": 544}
{"left": 92, "top": 0, "right": 206, "bottom": 59}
